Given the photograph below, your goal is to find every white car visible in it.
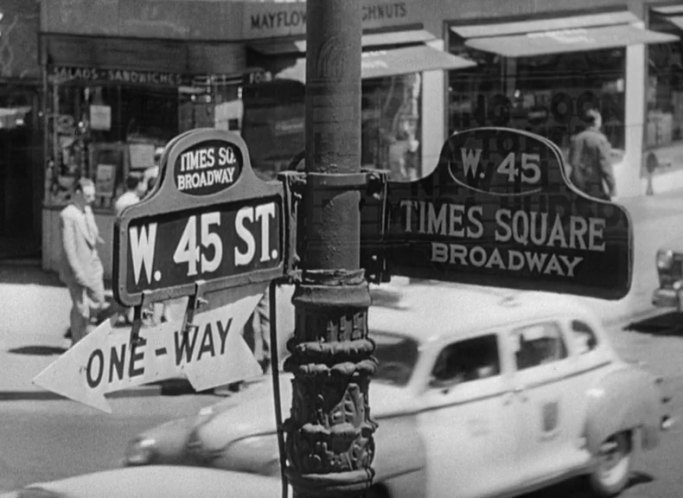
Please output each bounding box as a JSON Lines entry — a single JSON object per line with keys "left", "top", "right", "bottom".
{"left": 0, "top": 466, "right": 283, "bottom": 498}
{"left": 126, "top": 282, "right": 672, "bottom": 498}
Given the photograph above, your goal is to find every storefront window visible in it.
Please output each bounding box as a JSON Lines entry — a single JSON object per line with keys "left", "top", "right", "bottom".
{"left": 646, "top": 16, "right": 683, "bottom": 152}
{"left": 241, "top": 79, "right": 305, "bottom": 181}
{"left": 448, "top": 40, "right": 626, "bottom": 156}
{"left": 362, "top": 73, "right": 422, "bottom": 181}
{"left": 242, "top": 72, "right": 422, "bottom": 181}
{"left": 45, "top": 74, "right": 179, "bottom": 208}
{"left": 44, "top": 71, "right": 244, "bottom": 208}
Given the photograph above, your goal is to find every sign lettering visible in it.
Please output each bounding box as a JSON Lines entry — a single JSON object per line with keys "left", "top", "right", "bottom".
{"left": 127, "top": 200, "right": 280, "bottom": 293}
{"left": 50, "top": 66, "right": 183, "bottom": 86}
{"left": 33, "top": 297, "right": 264, "bottom": 412}
{"left": 174, "top": 141, "right": 243, "bottom": 196}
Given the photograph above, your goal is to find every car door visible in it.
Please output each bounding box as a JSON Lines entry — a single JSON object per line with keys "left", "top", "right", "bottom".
{"left": 509, "top": 320, "right": 588, "bottom": 486}
{"left": 417, "top": 332, "right": 520, "bottom": 498}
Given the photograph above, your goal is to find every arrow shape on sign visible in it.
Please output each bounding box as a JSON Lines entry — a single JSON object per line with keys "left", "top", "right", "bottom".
{"left": 33, "top": 293, "right": 264, "bottom": 413}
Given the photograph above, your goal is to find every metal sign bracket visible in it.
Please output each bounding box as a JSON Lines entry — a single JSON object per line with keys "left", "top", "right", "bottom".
{"left": 280, "top": 168, "right": 390, "bottom": 283}
{"left": 129, "top": 290, "right": 154, "bottom": 347}
{"left": 181, "top": 280, "right": 209, "bottom": 340}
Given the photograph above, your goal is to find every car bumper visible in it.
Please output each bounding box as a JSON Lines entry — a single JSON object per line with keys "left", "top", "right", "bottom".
{"left": 652, "top": 287, "right": 683, "bottom": 309}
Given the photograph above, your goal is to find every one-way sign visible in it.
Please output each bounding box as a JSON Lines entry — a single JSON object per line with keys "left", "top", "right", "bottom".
{"left": 33, "top": 294, "right": 264, "bottom": 412}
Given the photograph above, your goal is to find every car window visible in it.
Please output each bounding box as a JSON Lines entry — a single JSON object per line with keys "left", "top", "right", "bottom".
{"left": 512, "top": 322, "right": 567, "bottom": 370}
{"left": 570, "top": 319, "right": 598, "bottom": 354}
{"left": 430, "top": 334, "right": 500, "bottom": 387}
{"left": 373, "top": 331, "right": 419, "bottom": 386}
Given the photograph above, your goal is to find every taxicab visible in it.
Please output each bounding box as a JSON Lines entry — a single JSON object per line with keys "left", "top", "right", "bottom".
{"left": 125, "top": 282, "right": 672, "bottom": 498}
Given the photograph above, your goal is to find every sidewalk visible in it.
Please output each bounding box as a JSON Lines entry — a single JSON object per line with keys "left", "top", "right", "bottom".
{"left": 0, "top": 263, "right": 162, "bottom": 399}
{"left": 0, "top": 189, "right": 682, "bottom": 398}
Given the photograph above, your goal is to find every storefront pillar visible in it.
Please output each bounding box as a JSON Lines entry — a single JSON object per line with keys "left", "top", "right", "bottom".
{"left": 421, "top": 39, "right": 448, "bottom": 177}
{"left": 622, "top": 43, "right": 647, "bottom": 197}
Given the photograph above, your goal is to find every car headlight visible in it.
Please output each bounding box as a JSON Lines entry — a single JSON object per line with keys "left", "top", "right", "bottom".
{"left": 13, "top": 489, "right": 62, "bottom": 498}
{"left": 124, "top": 437, "right": 157, "bottom": 466}
{"left": 211, "top": 434, "right": 281, "bottom": 476}
{"left": 657, "top": 249, "right": 674, "bottom": 270}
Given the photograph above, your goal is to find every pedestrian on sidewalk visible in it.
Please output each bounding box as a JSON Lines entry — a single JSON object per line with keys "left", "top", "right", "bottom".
{"left": 112, "top": 174, "right": 147, "bottom": 326}
{"left": 58, "top": 178, "right": 108, "bottom": 344}
{"left": 568, "top": 108, "right": 616, "bottom": 201}
{"left": 114, "top": 173, "right": 146, "bottom": 215}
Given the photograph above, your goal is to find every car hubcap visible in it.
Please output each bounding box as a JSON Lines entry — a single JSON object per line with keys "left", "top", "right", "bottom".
{"left": 597, "top": 435, "right": 629, "bottom": 487}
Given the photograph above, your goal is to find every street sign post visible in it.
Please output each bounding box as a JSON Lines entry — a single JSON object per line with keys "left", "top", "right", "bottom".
{"left": 33, "top": 294, "right": 264, "bottom": 412}
{"left": 362, "top": 127, "right": 632, "bottom": 299}
{"left": 114, "top": 128, "right": 287, "bottom": 307}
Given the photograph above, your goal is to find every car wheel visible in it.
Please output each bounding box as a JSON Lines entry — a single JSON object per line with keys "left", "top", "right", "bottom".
{"left": 365, "top": 483, "right": 390, "bottom": 498}
{"left": 588, "top": 432, "right": 632, "bottom": 497}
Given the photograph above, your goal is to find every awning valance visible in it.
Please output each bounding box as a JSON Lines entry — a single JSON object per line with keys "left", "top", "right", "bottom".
{"left": 249, "top": 29, "right": 437, "bottom": 55}
{"left": 659, "top": 16, "right": 683, "bottom": 30}
{"left": 652, "top": 5, "right": 683, "bottom": 15}
{"left": 42, "top": 35, "right": 246, "bottom": 76}
{"left": 652, "top": 5, "right": 683, "bottom": 31}
{"left": 451, "top": 11, "right": 678, "bottom": 58}
{"left": 362, "top": 45, "right": 475, "bottom": 79}
{"left": 274, "top": 44, "right": 474, "bottom": 82}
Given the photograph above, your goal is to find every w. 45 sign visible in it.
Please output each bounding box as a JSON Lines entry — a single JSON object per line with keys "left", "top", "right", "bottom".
{"left": 114, "top": 129, "right": 286, "bottom": 307}
{"left": 126, "top": 201, "right": 280, "bottom": 297}
{"left": 170, "top": 205, "right": 277, "bottom": 276}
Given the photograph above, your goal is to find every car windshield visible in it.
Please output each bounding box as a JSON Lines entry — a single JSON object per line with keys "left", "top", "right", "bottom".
{"left": 372, "top": 331, "right": 419, "bottom": 386}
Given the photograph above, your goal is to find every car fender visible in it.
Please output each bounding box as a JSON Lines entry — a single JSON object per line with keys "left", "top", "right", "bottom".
{"left": 373, "top": 412, "right": 426, "bottom": 498}
{"left": 584, "top": 366, "right": 661, "bottom": 454}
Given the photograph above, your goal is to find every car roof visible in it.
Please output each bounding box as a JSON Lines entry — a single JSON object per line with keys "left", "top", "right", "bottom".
{"left": 369, "top": 279, "right": 595, "bottom": 344}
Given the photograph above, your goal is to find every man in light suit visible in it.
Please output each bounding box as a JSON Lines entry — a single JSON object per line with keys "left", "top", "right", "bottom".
{"left": 59, "top": 178, "right": 106, "bottom": 344}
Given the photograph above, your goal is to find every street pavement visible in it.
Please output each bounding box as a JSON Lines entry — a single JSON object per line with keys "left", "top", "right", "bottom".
{"left": 1, "top": 188, "right": 682, "bottom": 399}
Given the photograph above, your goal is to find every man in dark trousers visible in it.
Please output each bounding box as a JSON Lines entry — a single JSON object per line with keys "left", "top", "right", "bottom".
{"left": 568, "top": 109, "right": 616, "bottom": 200}
{"left": 58, "top": 178, "right": 107, "bottom": 344}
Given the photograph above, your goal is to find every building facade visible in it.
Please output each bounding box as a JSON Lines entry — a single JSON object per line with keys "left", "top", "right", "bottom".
{"left": 34, "top": 0, "right": 682, "bottom": 276}
{"left": 0, "top": 0, "right": 41, "bottom": 259}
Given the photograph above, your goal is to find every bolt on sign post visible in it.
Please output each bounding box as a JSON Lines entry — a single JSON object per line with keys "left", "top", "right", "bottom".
{"left": 283, "top": 1, "right": 377, "bottom": 498}
{"left": 34, "top": 128, "right": 290, "bottom": 411}
{"left": 361, "top": 127, "right": 633, "bottom": 299}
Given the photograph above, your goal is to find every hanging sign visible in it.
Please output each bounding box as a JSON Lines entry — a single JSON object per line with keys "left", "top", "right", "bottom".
{"left": 114, "top": 129, "right": 286, "bottom": 307}
{"left": 33, "top": 295, "right": 264, "bottom": 413}
{"left": 362, "top": 127, "right": 632, "bottom": 299}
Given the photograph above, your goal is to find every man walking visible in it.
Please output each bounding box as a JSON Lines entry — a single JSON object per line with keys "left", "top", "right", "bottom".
{"left": 59, "top": 178, "right": 107, "bottom": 344}
{"left": 568, "top": 108, "right": 616, "bottom": 200}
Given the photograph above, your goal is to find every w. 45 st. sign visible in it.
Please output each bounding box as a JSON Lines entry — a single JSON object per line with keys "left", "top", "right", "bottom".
{"left": 114, "top": 129, "right": 287, "bottom": 306}
{"left": 362, "top": 128, "right": 632, "bottom": 299}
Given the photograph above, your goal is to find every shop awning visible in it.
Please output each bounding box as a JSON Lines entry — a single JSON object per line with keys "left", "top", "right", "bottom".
{"left": 652, "top": 5, "right": 683, "bottom": 31}
{"left": 274, "top": 45, "right": 474, "bottom": 82}
{"left": 451, "top": 11, "right": 679, "bottom": 58}
{"left": 249, "top": 29, "right": 437, "bottom": 55}
{"left": 361, "top": 45, "right": 474, "bottom": 79}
